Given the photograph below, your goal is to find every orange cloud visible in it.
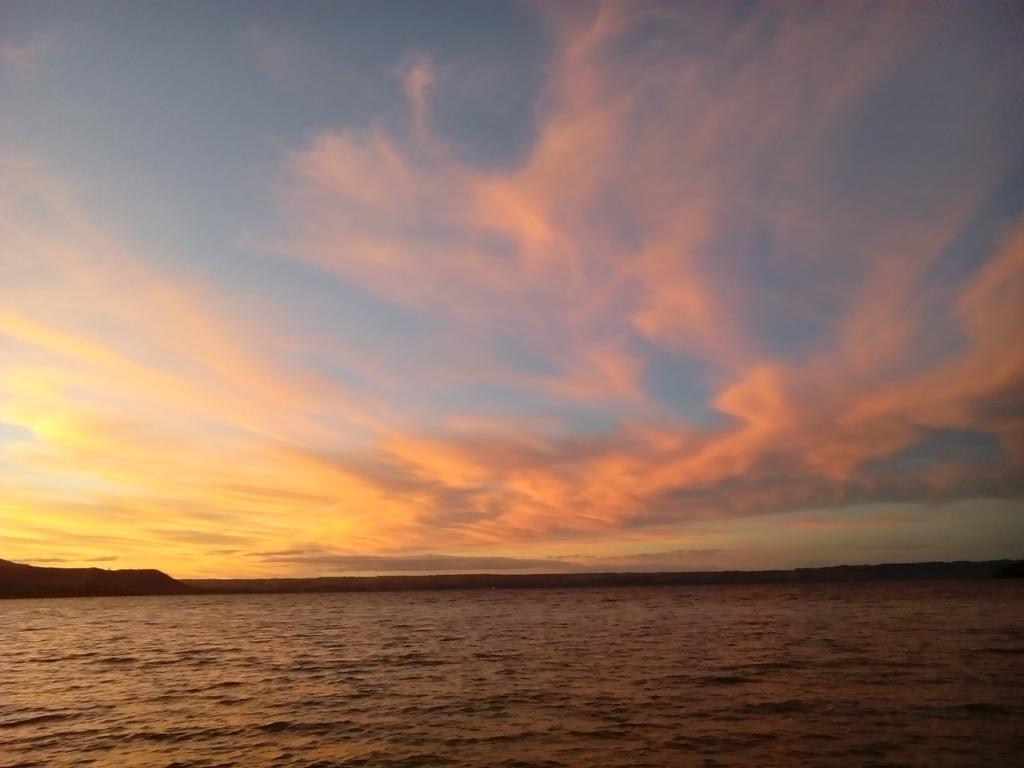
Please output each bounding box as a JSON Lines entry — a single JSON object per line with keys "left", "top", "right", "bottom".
{"left": 3, "top": 3, "right": 1022, "bottom": 575}
{"left": 266, "top": 2, "right": 1022, "bottom": 551}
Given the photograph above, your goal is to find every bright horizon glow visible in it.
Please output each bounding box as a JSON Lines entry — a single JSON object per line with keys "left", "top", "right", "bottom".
{"left": 1, "top": 1, "right": 1022, "bottom": 578}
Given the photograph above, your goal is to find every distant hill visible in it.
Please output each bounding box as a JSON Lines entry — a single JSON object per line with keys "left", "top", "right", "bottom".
{"left": 994, "top": 560, "right": 1024, "bottom": 578}
{"left": 0, "top": 559, "right": 192, "bottom": 598}
{"left": 1, "top": 558, "right": 1016, "bottom": 599}
{"left": 182, "top": 559, "right": 1016, "bottom": 595}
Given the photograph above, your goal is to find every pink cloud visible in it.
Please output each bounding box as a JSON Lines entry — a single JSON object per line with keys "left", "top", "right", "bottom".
{"left": 3, "top": 3, "right": 1021, "bottom": 574}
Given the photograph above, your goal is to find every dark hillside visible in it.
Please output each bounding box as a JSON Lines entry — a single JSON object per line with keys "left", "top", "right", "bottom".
{"left": 0, "top": 558, "right": 192, "bottom": 598}
{"left": 184, "top": 560, "right": 1014, "bottom": 595}
{"left": 2, "top": 558, "right": 1015, "bottom": 598}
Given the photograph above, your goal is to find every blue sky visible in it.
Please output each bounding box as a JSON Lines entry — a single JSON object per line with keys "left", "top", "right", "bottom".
{"left": 1, "top": 1, "right": 1022, "bottom": 576}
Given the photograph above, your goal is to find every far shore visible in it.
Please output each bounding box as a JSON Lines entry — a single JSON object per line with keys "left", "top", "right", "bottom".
{"left": 2, "top": 558, "right": 1020, "bottom": 599}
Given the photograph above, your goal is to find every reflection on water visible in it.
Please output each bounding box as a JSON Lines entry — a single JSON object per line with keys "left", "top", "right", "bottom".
{"left": 3, "top": 581, "right": 1022, "bottom": 767}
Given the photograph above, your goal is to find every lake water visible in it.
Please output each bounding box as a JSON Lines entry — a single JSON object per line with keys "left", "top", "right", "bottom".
{"left": 3, "top": 582, "right": 1022, "bottom": 767}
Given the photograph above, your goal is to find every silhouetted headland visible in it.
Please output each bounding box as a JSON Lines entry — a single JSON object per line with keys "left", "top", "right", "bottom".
{"left": 0, "top": 559, "right": 192, "bottom": 599}
{"left": 1, "top": 557, "right": 1017, "bottom": 598}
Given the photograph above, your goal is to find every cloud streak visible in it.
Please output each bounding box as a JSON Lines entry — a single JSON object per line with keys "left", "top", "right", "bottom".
{"left": 1, "top": 2, "right": 1022, "bottom": 575}
{"left": 268, "top": 3, "right": 1024, "bottom": 544}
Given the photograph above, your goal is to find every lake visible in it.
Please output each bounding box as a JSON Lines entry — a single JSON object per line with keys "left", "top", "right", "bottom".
{"left": 3, "top": 581, "right": 1022, "bottom": 767}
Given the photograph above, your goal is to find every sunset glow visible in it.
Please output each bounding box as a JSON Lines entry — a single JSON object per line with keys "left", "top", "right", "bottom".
{"left": 2, "top": 1, "right": 1022, "bottom": 576}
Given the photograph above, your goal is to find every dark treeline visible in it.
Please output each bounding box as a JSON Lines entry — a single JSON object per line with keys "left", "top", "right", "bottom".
{"left": 4, "top": 557, "right": 1018, "bottom": 598}
{"left": 2, "top": 558, "right": 1019, "bottom": 599}
{"left": 183, "top": 560, "right": 1015, "bottom": 594}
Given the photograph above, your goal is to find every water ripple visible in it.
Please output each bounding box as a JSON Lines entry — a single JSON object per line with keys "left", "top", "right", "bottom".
{"left": 2, "top": 581, "right": 1022, "bottom": 767}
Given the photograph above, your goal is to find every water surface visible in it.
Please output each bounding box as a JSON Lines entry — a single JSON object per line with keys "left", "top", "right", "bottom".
{"left": 3, "top": 581, "right": 1022, "bottom": 767}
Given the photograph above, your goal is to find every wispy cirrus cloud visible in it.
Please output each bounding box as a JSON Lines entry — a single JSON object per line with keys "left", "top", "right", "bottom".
{"left": 249, "top": 548, "right": 576, "bottom": 573}
{"left": 27, "top": 556, "right": 118, "bottom": 564}
{"left": 266, "top": 2, "right": 1024, "bottom": 551}
{"left": 1, "top": 2, "right": 1021, "bottom": 576}
{"left": 245, "top": 545, "right": 735, "bottom": 573}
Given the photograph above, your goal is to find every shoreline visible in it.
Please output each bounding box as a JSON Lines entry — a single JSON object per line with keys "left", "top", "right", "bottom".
{"left": 2, "top": 558, "right": 1018, "bottom": 599}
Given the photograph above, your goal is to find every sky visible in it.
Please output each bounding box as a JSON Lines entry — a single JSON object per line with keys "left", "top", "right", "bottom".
{"left": 1, "top": 1, "right": 1023, "bottom": 578}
